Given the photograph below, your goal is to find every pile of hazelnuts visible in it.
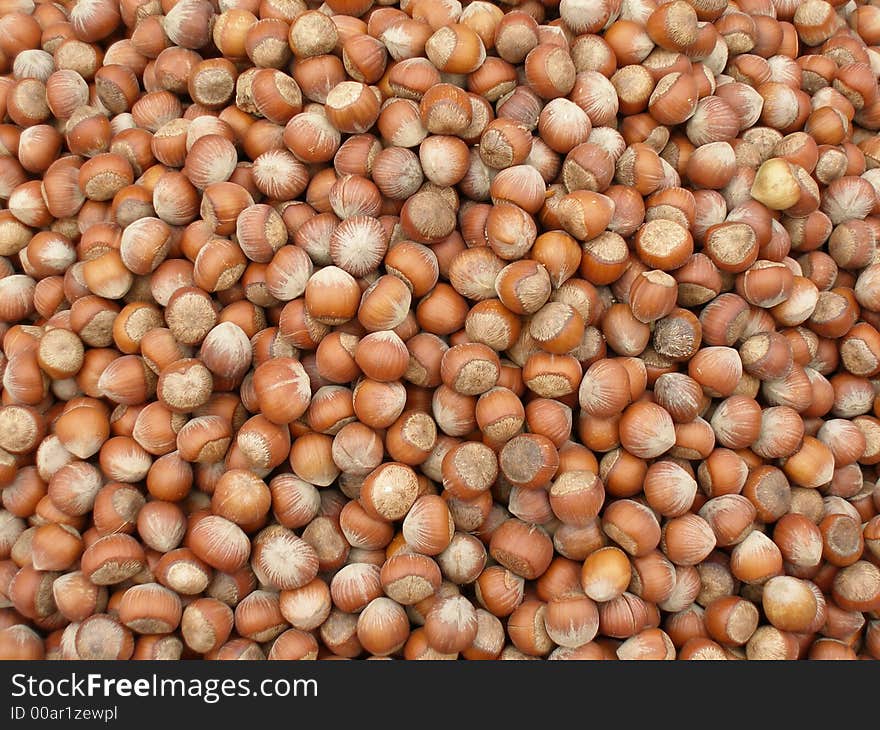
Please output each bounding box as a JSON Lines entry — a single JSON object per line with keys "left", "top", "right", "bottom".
{"left": 1, "top": 0, "right": 880, "bottom": 661}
